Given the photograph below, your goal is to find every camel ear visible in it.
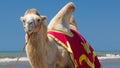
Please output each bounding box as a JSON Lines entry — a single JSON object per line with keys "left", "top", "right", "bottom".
{"left": 41, "top": 16, "right": 46, "bottom": 21}
{"left": 20, "top": 16, "right": 24, "bottom": 22}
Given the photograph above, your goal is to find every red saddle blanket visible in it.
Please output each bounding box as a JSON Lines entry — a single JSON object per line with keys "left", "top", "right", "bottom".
{"left": 48, "top": 29, "right": 101, "bottom": 68}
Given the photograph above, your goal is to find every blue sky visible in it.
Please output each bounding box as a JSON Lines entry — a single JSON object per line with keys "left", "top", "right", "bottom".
{"left": 0, "top": 0, "right": 120, "bottom": 51}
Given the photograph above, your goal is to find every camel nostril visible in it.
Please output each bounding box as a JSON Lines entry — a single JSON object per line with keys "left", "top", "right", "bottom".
{"left": 29, "top": 22, "right": 33, "bottom": 24}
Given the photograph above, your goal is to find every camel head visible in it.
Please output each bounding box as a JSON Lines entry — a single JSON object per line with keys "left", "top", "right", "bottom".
{"left": 20, "top": 8, "right": 46, "bottom": 34}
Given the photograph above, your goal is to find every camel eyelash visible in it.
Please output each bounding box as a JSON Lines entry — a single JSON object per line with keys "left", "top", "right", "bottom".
{"left": 23, "top": 18, "right": 27, "bottom": 23}
{"left": 23, "top": 19, "right": 26, "bottom": 23}
{"left": 37, "top": 19, "right": 41, "bottom": 22}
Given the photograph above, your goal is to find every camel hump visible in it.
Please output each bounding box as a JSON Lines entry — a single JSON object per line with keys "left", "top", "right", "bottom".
{"left": 70, "top": 15, "right": 78, "bottom": 30}
{"left": 48, "top": 2, "right": 75, "bottom": 32}
{"left": 63, "top": 2, "right": 75, "bottom": 12}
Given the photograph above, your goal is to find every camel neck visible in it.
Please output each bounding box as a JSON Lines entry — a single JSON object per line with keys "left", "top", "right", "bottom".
{"left": 26, "top": 24, "right": 48, "bottom": 68}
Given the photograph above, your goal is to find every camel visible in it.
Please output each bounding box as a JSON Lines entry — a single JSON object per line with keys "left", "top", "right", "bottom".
{"left": 20, "top": 2, "right": 101, "bottom": 68}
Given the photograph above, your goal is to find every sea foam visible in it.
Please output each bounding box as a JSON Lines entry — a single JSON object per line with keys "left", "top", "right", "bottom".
{"left": 98, "top": 53, "right": 120, "bottom": 60}
{"left": 0, "top": 53, "right": 120, "bottom": 63}
{"left": 0, "top": 57, "right": 28, "bottom": 63}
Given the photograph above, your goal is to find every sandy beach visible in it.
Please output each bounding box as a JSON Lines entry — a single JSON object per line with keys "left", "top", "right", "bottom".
{"left": 1, "top": 59, "right": 120, "bottom": 68}
{"left": 0, "top": 61, "right": 31, "bottom": 68}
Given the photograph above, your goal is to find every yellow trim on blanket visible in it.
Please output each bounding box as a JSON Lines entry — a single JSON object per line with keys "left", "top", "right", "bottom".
{"left": 93, "top": 51, "right": 96, "bottom": 62}
{"left": 66, "top": 41, "right": 78, "bottom": 68}
{"left": 81, "top": 42, "right": 91, "bottom": 54}
{"left": 79, "top": 54, "right": 95, "bottom": 68}
{"left": 48, "top": 29, "right": 74, "bottom": 37}
{"left": 48, "top": 34, "right": 77, "bottom": 68}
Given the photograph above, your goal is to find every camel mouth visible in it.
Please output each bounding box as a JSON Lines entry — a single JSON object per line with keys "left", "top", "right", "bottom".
{"left": 22, "top": 18, "right": 36, "bottom": 33}
{"left": 24, "top": 26, "right": 34, "bottom": 34}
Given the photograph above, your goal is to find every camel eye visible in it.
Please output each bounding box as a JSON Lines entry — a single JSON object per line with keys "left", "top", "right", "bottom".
{"left": 23, "top": 19, "right": 25, "bottom": 23}
{"left": 22, "top": 19, "right": 26, "bottom": 24}
{"left": 37, "top": 19, "right": 40, "bottom": 22}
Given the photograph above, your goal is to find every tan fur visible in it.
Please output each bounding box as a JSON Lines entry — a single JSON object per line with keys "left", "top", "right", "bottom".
{"left": 26, "top": 19, "right": 48, "bottom": 68}
{"left": 21, "top": 2, "right": 75, "bottom": 68}
{"left": 25, "top": 8, "right": 40, "bottom": 16}
{"left": 48, "top": 2, "right": 75, "bottom": 33}
{"left": 69, "top": 15, "right": 78, "bottom": 30}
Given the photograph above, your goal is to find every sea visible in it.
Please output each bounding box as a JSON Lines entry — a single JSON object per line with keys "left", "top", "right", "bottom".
{"left": 0, "top": 51, "right": 120, "bottom": 68}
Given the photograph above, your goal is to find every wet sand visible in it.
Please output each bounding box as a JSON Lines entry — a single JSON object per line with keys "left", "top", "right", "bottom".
{"left": 0, "top": 61, "right": 31, "bottom": 68}
{"left": 1, "top": 59, "right": 120, "bottom": 68}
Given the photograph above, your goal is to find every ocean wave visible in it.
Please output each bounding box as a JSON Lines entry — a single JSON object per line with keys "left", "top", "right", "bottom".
{"left": 98, "top": 53, "right": 120, "bottom": 60}
{"left": 0, "top": 57, "right": 28, "bottom": 63}
{"left": 1, "top": 54, "right": 120, "bottom": 63}
{"left": 98, "top": 56, "right": 120, "bottom": 60}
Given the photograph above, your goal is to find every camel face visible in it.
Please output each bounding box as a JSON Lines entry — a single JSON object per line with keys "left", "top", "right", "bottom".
{"left": 21, "top": 9, "right": 42, "bottom": 34}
